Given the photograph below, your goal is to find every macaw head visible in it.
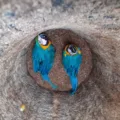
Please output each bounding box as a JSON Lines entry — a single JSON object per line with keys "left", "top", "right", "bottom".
{"left": 65, "top": 44, "right": 81, "bottom": 56}
{"left": 37, "top": 33, "right": 49, "bottom": 46}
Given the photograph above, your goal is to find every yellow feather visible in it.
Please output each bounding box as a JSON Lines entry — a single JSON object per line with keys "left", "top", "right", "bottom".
{"left": 78, "top": 50, "right": 81, "bottom": 54}
{"left": 64, "top": 53, "right": 66, "bottom": 57}
{"left": 40, "top": 41, "right": 51, "bottom": 50}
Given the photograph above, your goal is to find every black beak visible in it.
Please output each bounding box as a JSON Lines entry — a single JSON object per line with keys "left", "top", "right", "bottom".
{"left": 69, "top": 45, "right": 76, "bottom": 53}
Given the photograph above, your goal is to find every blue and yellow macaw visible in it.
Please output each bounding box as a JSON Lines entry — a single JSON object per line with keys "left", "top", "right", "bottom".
{"left": 32, "top": 33, "right": 57, "bottom": 89}
{"left": 62, "top": 44, "right": 82, "bottom": 95}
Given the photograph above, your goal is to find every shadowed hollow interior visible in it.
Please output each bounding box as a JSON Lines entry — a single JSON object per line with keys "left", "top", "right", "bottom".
{"left": 27, "top": 29, "right": 92, "bottom": 91}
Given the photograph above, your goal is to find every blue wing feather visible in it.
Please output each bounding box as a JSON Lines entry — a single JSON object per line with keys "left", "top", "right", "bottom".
{"left": 63, "top": 54, "right": 82, "bottom": 76}
{"left": 32, "top": 45, "right": 41, "bottom": 72}
{"left": 32, "top": 44, "right": 55, "bottom": 74}
{"left": 32, "top": 43, "right": 57, "bottom": 89}
{"left": 62, "top": 52, "right": 82, "bottom": 94}
{"left": 70, "top": 77, "right": 78, "bottom": 95}
{"left": 39, "top": 45, "right": 55, "bottom": 74}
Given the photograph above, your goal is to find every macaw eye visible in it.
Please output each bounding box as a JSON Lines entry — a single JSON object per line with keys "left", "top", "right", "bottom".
{"left": 42, "top": 35, "right": 45, "bottom": 39}
{"left": 39, "top": 34, "right": 46, "bottom": 39}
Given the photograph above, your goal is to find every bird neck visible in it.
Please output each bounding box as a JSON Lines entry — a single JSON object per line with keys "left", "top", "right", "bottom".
{"left": 40, "top": 41, "right": 51, "bottom": 50}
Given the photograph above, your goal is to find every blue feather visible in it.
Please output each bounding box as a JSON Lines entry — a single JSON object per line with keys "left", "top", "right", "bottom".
{"left": 41, "top": 74, "right": 57, "bottom": 89}
{"left": 62, "top": 47, "right": 82, "bottom": 95}
{"left": 32, "top": 59, "right": 39, "bottom": 72}
{"left": 69, "top": 77, "right": 78, "bottom": 95}
{"left": 32, "top": 37, "right": 57, "bottom": 89}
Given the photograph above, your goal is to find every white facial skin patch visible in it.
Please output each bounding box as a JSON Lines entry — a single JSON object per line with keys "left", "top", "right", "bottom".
{"left": 68, "top": 48, "right": 77, "bottom": 55}
{"left": 38, "top": 36, "right": 47, "bottom": 45}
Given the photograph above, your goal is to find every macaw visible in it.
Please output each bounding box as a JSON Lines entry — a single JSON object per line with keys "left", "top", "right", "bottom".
{"left": 32, "top": 33, "right": 57, "bottom": 89}
{"left": 62, "top": 44, "right": 82, "bottom": 95}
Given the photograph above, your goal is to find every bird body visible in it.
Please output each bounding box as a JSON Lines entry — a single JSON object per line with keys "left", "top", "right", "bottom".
{"left": 32, "top": 34, "right": 57, "bottom": 89}
{"left": 62, "top": 45, "right": 82, "bottom": 95}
